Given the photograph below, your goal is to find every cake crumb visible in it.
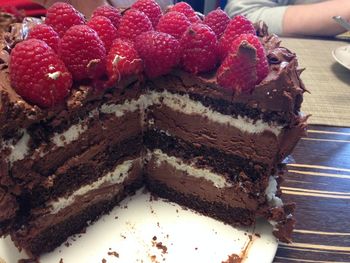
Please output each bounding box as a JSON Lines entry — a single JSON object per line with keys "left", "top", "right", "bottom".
{"left": 152, "top": 235, "right": 157, "bottom": 241}
{"left": 59, "top": 259, "right": 64, "bottom": 263}
{"left": 102, "top": 259, "right": 107, "bottom": 263}
{"left": 195, "top": 247, "right": 198, "bottom": 250}
{"left": 156, "top": 242, "right": 168, "bottom": 254}
{"left": 221, "top": 254, "right": 242, "bottom": 263}
{"left": 64, "top": 242, "right": 71, "bottom": 247}
{"left": 254, "top": 233, "right": 261, "bottom": 238}
{"left": 107, "top": 251, "right": 119, "bottom": 258}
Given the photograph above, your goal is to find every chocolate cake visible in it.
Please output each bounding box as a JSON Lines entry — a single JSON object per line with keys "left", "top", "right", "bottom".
{"left": 0, "top": 2, "right": 307, "bottom": 258}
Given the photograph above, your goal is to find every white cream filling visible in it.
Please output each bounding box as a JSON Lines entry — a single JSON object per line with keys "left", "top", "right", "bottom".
{"left": 151, "top": 149, "right": 233, "bottom": 188}
{"left": 49, "top": 158, "right": 138, "bottom": 214}
{"left": 147, "top": 91, "right": 282, "bottom": 136}
{"left": 265, "top": 176, "right": 283, "bottom": 207}
{"left": 1, "top": 129, "right": 30, "bottom": 164}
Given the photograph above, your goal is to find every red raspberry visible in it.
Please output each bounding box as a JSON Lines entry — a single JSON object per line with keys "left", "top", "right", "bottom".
{"left": 117, "top": 9, "right": 153, "bottom": 42}
{"left": 230, "top": 34, "right": 268, "bottom": 83}
{"left": 27, "top": 24, "right": 60, "bottom": 52}
{"left": 168, "top": 2, "right": 201, "bottom": 24}
{"left": 45, "top": 2, "right": 85, "bottom": 38}
{"left": 106, "top": 39, "right": 143, "bottom": 82}
{"left": 10, "top": 39, "right": 72, "bottom": 108}
{"left": 87, "top": 16, "right": 118, "bottom": 52}
{"left": 219, "top": 15, "right": 256, "bottom": 60}
{"left": 204, "top": 8, "right": 230, "bottom": 39}
{"left": 156, "top": 11, "right": 191, "bottom": 40}
{"left": 217, "top": 44, "right": 257, "bottom": 94}
{"left": 135, "top": 31, "right": 180, "bottom": 78}
{"left": 92, "top": 5, "right": 122, "bottom": 29}
{"left": 132, "top": 0, "right": 162, "bottom": 27}
{"left": 180, "top": 23, "right": 218, "bottom": 74}
{"left": 59, "top": 25, "right": 106, "bottom": 81}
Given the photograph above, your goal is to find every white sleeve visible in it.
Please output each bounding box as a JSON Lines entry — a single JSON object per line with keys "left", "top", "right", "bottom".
{"left": 109, "top": 0, "right": 173, "bottom": 10}
{"left": 224, "top": 0, "right": 289, "bottom": 35}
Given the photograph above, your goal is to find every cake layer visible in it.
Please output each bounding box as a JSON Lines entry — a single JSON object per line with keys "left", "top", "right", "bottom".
{"left": 11, "top": 158, "right": 143, "bottom": 257}
{"left": 144, "top": 129, "right": 268, "bottom": 182}
{"left": 25, "top": 135, "right": 142, "bottom": 208}
{"left": 146, "top": 149, "right": 265, "bottom": 211}
{"left": 145, "top": 90, "right": 305, "bottom": 166}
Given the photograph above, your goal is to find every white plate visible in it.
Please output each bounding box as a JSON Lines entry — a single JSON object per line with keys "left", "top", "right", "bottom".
{"left": 0, "top": 189, "right": 278, "bottom": 263}
{"left": 332, "top": 45, "right": 350, "bottom": 70}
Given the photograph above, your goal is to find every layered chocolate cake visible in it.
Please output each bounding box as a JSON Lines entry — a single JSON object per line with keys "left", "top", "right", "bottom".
{"left": 0, "top": 1, "right": 307, "bottom": 258}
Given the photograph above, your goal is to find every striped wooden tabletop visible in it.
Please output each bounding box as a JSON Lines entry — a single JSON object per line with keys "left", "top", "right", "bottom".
{"left": 274, "top": 125, "right": 350, "bottom": 263}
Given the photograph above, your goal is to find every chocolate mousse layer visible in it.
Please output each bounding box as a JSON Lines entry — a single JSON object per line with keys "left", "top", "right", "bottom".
{"left": 146, "top": 103, "right": 305, "bottom": 166}
{"left": 12, "top": 159, "right": 143, "bottom": 257}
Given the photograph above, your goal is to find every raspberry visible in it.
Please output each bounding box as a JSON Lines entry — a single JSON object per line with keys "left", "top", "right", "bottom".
{"left": 92, "top": 5, "right": 122, "bottom": 29}
{"left": 204, "top": 8, "right": 230, "bottom": 39}
{"left": 117, "top": 9, "right": 153, "bottom": 41}
{"left": 156, "top": 11, "right": 191, "bottom": 40}
{"left": 132, "top": 0, "right": 162, "bottom": 27}
{"left": 229, "top": 34, "right": 268, "bottom": 83}
{"left": 180, "top": 23, "right": 218, "bottom": 74}
{"left": 106, "top": 39, "right": 143, "bottom": 82}
{"left": 10, "top": 39, "right": 72, "bottom": 108}
{"left": 219, "top": 15, "right": 256, "bottom": 60}
{"left": 59, "top": 25, "right": 106, "bottom": 81}
{"left": 87, "top": 16, "right": 118, "bottom": 52}
{"left": 168, "top": 2, "right": 200, "bottom": 24}
{"left": 135, "top": 31, "right": 180, "bottom": 78}
{"left": 217, "top": 43, "right": 257, "bottom": 93}
{"left": 27, "top": 24, "right": 60, "bottom": 52}
{"left": 45, "top": 2, "right": 85, "bottom": 38}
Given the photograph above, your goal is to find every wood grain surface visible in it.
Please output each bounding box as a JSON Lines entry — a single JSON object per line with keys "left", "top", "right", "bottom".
{"left": 274, "top": 125, "right": 350, "bottom": 263}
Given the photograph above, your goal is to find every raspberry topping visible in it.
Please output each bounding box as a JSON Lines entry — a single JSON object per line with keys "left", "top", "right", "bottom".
{"left": 168, "top": 2, "right": 201, "bottom": 24}
{"left": 132, "top": 0, "right": 162, "bottom": 27}
{"left": 156, "top": 11, "right": 191, "bottom": 40}
{"left": 117, "top": 9, "right": 153, "bottom": 41}
{"left": 45, "top": 2, "right": 85, "bottom": 38}
{"left": 27, "top": 24, "right": 60, "bottom": 52}
{"left": 88, "top": 16, "right": 118, "bottom": 52}
{"left": 217, "top": 34, "right": 269, "bottom": 93}
{"left": 204, "top": 8, "right": 230, "bottom": 39}
{"left": 217, "top": 44, "right": 257, "bottom": 94}
{"left": 219, "top": 15, "right": 256, "bottom": 61}
{"left": 10, "top": 39, "right": 72, "bottom": 108}
{"left": 135, "top": 31, "right": 180, "bottom": 78}
{"left": 180, "top": 23, "right": 218, "bottom": 74}
{"left": 59, "top": 25, "right": 106, "bottom": 81}
{"left": 92, "top": 5, "right": 122, "bottom": 29}
{"left": 106, "top": 39, "right": 143, "bottom": 82}
{"left": 230, "top": 34, "right": 269, "bottom": 83}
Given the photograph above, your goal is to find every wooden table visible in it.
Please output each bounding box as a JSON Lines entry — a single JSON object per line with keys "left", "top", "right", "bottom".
{"left": 274, "top": 125, "right": 350, "bottom": 262}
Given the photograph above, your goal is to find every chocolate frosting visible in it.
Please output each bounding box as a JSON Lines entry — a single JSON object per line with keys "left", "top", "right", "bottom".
{"left": 0, "top": 15, "right": 307, "bottom": 246}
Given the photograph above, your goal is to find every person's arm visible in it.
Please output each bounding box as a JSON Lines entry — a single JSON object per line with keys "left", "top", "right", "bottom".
{"left": 225, "top": 0, "right": 350, "bottom": 36}
{"left": 283, "top": 0, "right": 350, "bottom": 36}
{"left": 32, "top": 0, "right": 108, "bottom": 17}
{"left": 225, "top": 0, "right": 288, "bottom": 35}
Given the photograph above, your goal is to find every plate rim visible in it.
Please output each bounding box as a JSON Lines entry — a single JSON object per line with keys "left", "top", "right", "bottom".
{"left": 332, "top": 44, "right": 350, "bottom": 70}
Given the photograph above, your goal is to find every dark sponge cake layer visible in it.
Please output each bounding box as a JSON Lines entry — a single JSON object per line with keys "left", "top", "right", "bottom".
{"left": 146, "top": 177, "right": 255, "bottom": 227}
